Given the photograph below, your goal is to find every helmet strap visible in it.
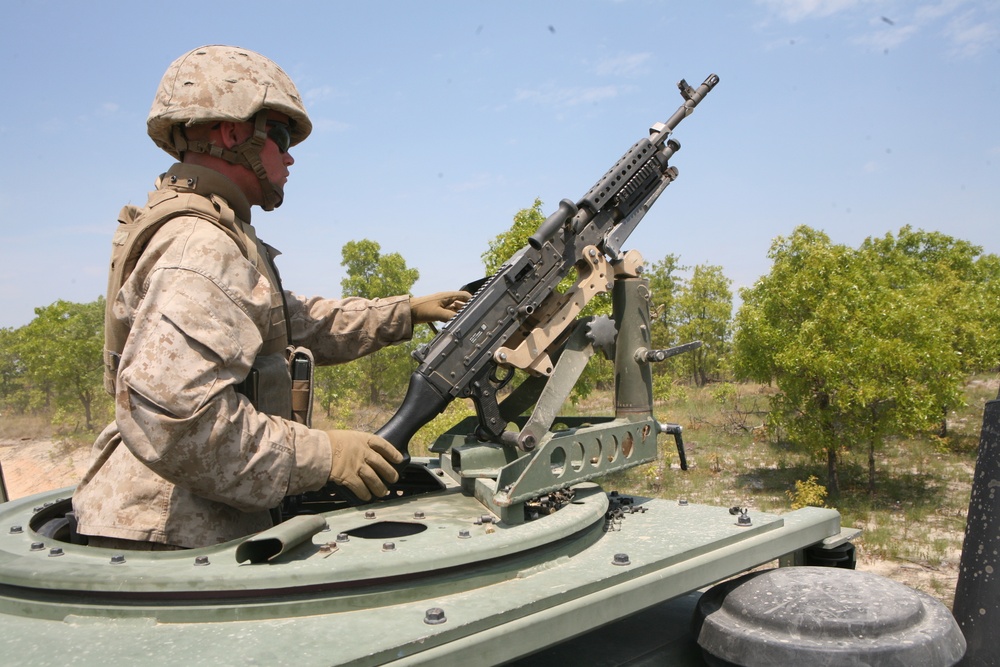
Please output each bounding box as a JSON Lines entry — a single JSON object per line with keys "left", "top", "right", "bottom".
{"left": 172, "top": 112, "right": 284, "bottom": 211}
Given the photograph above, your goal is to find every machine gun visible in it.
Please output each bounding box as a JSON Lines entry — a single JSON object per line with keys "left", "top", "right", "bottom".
{"left": 377, "top": 75, "right": 718, "bottom": 475}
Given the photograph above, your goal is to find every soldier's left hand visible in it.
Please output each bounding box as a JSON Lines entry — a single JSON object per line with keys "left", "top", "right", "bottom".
{"left": 410, "top": 290, "right": 471, "bottom": 324}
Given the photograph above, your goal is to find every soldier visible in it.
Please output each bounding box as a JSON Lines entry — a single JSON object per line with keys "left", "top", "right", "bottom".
{"left": 72, "top": 45, "right": 469, "bottom": 550}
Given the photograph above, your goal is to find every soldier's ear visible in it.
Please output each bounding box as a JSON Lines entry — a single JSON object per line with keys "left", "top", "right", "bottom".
{"left": 216, "top": 121, "right": 246, "bottom": 149}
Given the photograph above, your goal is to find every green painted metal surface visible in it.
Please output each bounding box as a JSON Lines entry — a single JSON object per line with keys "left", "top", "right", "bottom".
{"left": 0, "top": 471, "right": 843, "bottom": 666}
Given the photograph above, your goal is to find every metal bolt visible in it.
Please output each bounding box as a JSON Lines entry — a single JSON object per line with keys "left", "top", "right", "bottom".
{"left": 194, "top": 555, "right": 210, "bottom": 566}
{"left": 9, "top": 525, "right": 23, "bottom": 534}
{"left": 110, "top": 554, "right": 126, "bottom": 565}
{"left": 414, "top": 511, "right": 426, "bottom": 520}
{"left": 382, "top": 542, "right": 396, "bottom": 552}
{"left": 737, "top": 512, "right": 752, "bottom": 527}
{"left": 318, "top": 543, "right": 334, "bottom": 554}
{"left": 458, "top": 529, "right": 471, "bottom": 539}
{"left": 364, "top": 510, "right": 376, "bottom": 520}
{"left": 49, "top": 547, "right": 64, "bottom": 557}
{"left": 678, "top": 498, "right": 689, "bottom": 506}
{"left": 612, "top": 553, "right": 631, "bottom": 566}
{"left": 30, "top": 542, "right": 45, "bottom": 551}
{"left": 320, "top": 522, "right": 331, "bottom": 532}
{"left": 480, "top": 515, "right": 493, "bottom": 525}
{"left": 336, "top": 532, "right": 350, "bottom": 543}
{"left": 424, "top": 607, "right": 447, "bottom": 625}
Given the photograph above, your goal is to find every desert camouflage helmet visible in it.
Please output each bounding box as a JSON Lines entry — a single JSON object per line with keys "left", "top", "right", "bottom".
{"left": 147, "top": 45, "right": 312, "bottom": 210}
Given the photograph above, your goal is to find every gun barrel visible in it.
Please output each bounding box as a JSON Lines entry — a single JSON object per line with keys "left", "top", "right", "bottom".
{"left": 661, "top": 74, "right": 719, "bottom": 136}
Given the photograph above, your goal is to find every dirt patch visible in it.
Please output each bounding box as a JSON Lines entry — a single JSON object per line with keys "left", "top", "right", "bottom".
{"left": 0, "top": 438, "right": 90, "bottom": 500}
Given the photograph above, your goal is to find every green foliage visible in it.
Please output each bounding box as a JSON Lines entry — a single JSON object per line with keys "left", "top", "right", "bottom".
{"left": 340, "top": 239, "right": 420, "bottom": 300}
{"left": 786, "top": 475, "right": 828, "bottom": 509}
{"left": 645, "top": 256, "right": 732, "bottom": 388}
{"left": 732, "top": 225, "right": 995, "bottom": 495}
{"left": 6, "top": 298, "right": 110, "bottom": 432}
{"left": 674, "top": 264, "right": 732, "bottom": 386}
{"left": 314, "top": 240, "right": 422, "bottom": 409}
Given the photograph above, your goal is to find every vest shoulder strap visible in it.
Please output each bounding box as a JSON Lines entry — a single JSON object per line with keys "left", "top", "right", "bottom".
{"left": 102, "top": 190, "right": 251, "bottom": 394}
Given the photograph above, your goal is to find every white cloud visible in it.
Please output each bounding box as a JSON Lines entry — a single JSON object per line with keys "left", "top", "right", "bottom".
{"left": 514, "top": 84, "right": 624, "bottom": 108}
{"left": 853, "top": 23, "right": 919, "bottom": 52}
{"left": 756, "top": 0, "right": 862, "bottom": 23}
{"left": 944, "top": 10, "right": 999, "bottom": 58}
{"left": 594, "top": 52, "right": 652, "bottom": 78}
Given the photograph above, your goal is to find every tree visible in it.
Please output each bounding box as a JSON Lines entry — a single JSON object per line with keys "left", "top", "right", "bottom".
{"left": 0, "top": 327, "right": 28, "bottom": 411}
{"left": 14, "top": 298, "right": 109, "bottom": 431}
{"left": 674, "top": 264, "right": 732, "bottom": 386}
{"left": 860, "top": 227, "right": 1000, "bottom": 434}
{"left": 645, "top": 254, "right": 686, "bottom": 398}
{"left": 732, "top": 226, "right": 963, "bottom": 495}
{"left": 313, "top": 240, "right": 421, "bottom": 411}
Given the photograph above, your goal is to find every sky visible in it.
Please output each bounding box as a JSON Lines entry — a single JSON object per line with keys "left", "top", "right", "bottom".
{"left": 0, "top": 0, "right": 997, "bottom": 329}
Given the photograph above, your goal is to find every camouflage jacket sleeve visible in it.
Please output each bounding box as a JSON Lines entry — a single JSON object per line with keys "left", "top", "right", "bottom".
{"left": 285, "top": 292, "right": 413, "bottom": 366}
{"left": 113, "top": 217, "right": 331, "bottom": 512}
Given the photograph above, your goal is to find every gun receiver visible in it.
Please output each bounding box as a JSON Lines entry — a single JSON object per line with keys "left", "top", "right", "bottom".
{"left": 377, "top": 74, "right": 719, "bottom": 466}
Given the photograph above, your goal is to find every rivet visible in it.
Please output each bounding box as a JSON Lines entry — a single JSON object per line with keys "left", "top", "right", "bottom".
{"left": 424, "top": 607, "right": 447, "bottom": 625}
{"left": 612, "top": 553, "right": 631, "bottom": 566}
{"left": 110, "top": 554, "right": 126, "bottom": 565}
{"left": 413, "top": 511, "right": 425, "bottom": 520}
{"left": 364, "top": 510, "right": 376, "bottom": 520}
{"left": 458, "top": 529, "right": 471, "bottom": 539}
{"left": 48, "top": 547, "right": 65, "bottom": 557}
{"left": 382, "top": 542, "right": 396, "bottom": 552}
{"left": 8, "top": 525, "right": 23, "bottom": 534}
{"left": 30, "top": 541, "right": 45, "bottom": 551}
{"left": 194, "top": 555, "right": 211, "bottom": 566}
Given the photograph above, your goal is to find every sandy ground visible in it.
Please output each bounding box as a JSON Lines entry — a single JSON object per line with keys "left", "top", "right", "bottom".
{"left": 0, "top": 436, "right": 962, "bottom": 609}
{"left": 1, "top": 437, "right": 91, "bottom": 499}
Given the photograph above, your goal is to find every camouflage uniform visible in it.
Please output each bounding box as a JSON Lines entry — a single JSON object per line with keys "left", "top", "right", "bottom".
{"left": 73, "top": 162, "right": 412, "bottom": 548}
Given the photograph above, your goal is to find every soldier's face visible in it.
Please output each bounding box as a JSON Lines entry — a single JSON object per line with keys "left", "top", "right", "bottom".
{"left": 259, "top": 111, "right": 294, "bottom": 190}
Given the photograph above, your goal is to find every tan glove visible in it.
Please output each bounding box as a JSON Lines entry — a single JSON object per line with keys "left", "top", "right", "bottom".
{"left": 410, "top": 290, "right": 472, "bottom": 324}
{"left": 326, "top": 430, "right": 404, "bottom": 501}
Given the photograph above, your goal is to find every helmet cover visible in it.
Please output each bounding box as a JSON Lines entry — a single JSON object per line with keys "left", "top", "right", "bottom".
{"left": 148, "top": 45, "right": 312, "bottom": 159}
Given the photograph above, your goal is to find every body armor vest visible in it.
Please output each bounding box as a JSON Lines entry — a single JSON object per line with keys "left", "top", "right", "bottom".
{"left": 103, "top": 177, "right": 312, "bottom": 426}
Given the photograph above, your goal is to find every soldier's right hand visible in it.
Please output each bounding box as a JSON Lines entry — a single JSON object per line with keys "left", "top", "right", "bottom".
{"left": 326, "top": 430, "right": 404, "bottom": 501}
